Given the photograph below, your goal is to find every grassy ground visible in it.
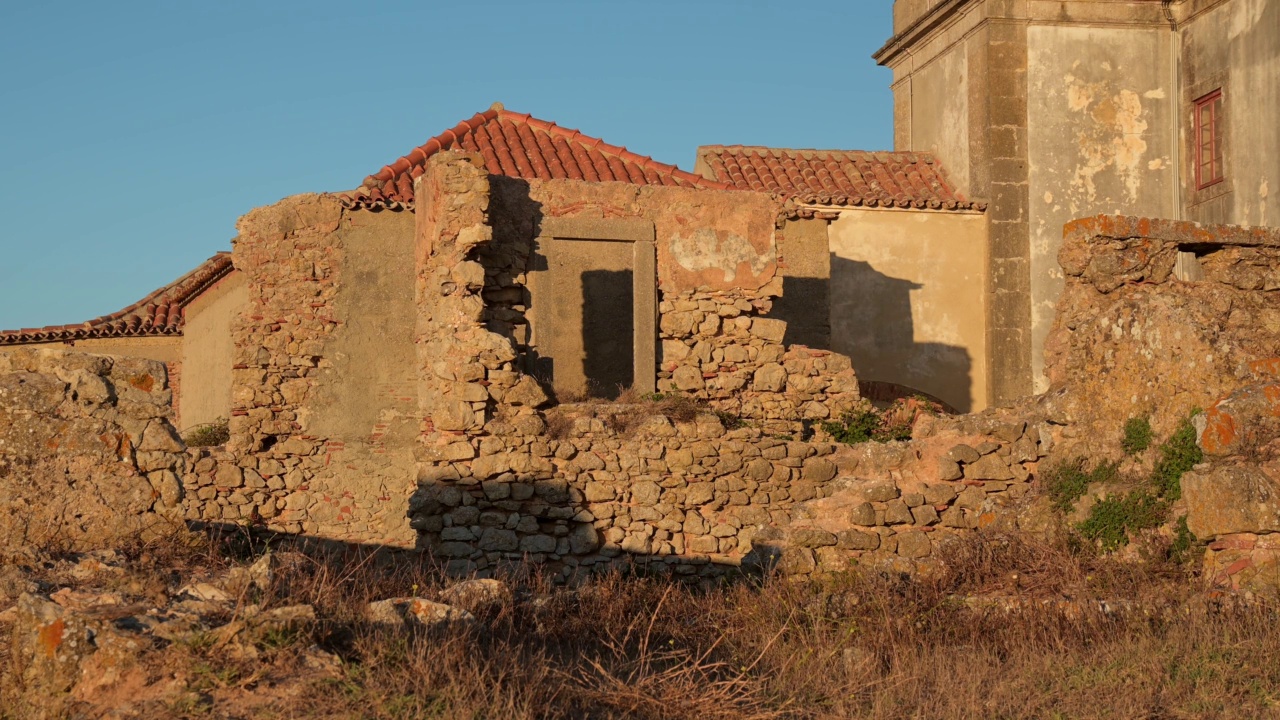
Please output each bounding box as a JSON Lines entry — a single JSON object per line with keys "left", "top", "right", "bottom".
{"left": 3, "top": 528, "right": 1279, "bottom": 719}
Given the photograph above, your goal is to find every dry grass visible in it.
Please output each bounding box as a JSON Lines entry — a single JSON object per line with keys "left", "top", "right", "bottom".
{"left": 544, "top": 388, "right": 718, "bottom": 441}
{"left": 5, "top": 528, "right": 1280, "bottom": 719}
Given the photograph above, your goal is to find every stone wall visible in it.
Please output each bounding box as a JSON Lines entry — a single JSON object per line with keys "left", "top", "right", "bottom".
{"left": 0, "top": 348, "right": 186, "bottom": 552}
{"left": 658, "top": 286, "right": 861, "bottom": 429}
{"left": 1044, "top": 215, "right": 1280, "bottom": 443}
{"left": 224, "top": 194, "right": 420, "bottom": 547}
{"left": 406, "top": 151, "right": 870, "bottom": 577}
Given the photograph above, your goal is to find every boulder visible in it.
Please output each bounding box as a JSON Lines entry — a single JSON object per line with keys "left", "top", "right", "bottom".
{"left": 1183, "top": 463, "right": 1280, "bottom": 539}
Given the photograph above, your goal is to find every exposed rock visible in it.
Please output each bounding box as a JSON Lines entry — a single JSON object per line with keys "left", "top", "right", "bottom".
{"left": 964, "top": 454, "right": 1015, "bottom": 481}
{"left": 365, "top": 598, "right": 476, "bottom": 630}
{"left": 439, "top": 578, "right": 511, "bottom": 612}
{"left": 1183, "top": 463, "right": 1280, "bottom": 539}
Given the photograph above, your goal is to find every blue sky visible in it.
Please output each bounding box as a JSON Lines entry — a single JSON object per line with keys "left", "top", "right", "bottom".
{"left": 0, "top": 1, "right": 894, "bottom": 330}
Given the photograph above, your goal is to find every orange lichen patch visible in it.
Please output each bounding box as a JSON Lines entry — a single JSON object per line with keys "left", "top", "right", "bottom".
{"left": 1248, "top": 358, "right": 1280, "bottom": 378}
{"left": 1264, "top": 385, "right": 1280, "bottom": 412}
{"left": 1200, "top": 381, "right": 1280, "bottom": 455}
{"left": 1200, "top": 406, "right": 1238, "bottom": 455}
{"left": 126, "top": 374, "right": 155, "bottom": 392}
{"left": 38, "top": 618, "right": 66, "bottom": 658}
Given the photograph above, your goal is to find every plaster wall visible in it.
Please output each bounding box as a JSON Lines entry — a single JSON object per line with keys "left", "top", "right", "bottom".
{"left": 909, "top": 49, "right": 971, "bottom": 196}
{"left": 179, "top": 271, "right": 247, "bottom": 430}
{"left": 1026, "top": 24, "right": 1176, "bottom": 391}
{"left": 525, "top": 236, "right": 639, "bottom": 399}
{"left": 49, "top": 336, "right": 181, "bottom": 365}
{"left": 1180, "top": 0, "right": 1280, "bottom": 227}
{"left": 515, "top": 179, "right": 780, "bottom": 294}
{"left": 307, "top": 209, "right": 419, "bottom": 448}
{"left": 827, "top": 207, "right": 989, "bottom": 412}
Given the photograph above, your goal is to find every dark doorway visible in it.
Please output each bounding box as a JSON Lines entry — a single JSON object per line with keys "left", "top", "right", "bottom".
{"left": 581, "top": 269, "right": 634, "bottom": 399}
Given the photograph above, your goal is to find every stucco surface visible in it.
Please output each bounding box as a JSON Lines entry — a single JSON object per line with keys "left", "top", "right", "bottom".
{"left": 1181, "top": 0, "right": 1280, "bottom": 227}
{"left": 1027, "top": 24, "right": 1176, "bottom": 392}
{"left": 49, "top": 337, "right": 182, "bottom": 365}
{"left": 514, "top": 179, "right": 780, "bottom": 294}
{"left": 910, "top": 49, "right": 970, "bottom": 195}
{"left": 526, "top": 236, "right": 641, "bottom": 399}
{"left": 828, "top": 208, "right": 988, "bottom": 412}
{"left": 179, "top": 271, "right": 246, "bottom": 430}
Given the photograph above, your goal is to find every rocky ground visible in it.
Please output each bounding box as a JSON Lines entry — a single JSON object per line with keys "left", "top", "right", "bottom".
{"left": 3, "top": 526, "right": 1279, "bottom": 720}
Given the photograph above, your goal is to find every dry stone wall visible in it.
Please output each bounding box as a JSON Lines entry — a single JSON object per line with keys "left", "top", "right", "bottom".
{"left": 0, "top": 348, "right": 186, "bottom": 552}
{"left": 658, "top": 287, "right": 861, "bottom": 429}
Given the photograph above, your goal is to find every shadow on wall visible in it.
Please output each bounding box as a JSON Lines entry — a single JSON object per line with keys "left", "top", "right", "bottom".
{"left": 582, "top": 269, "right": 634, "bottom": 400}
{"left": 773, "top": 276, "right": 832, "bottom": 350}
{"left": 829, "top": 254, "right": 973, "bottom": 412}
{"left": 399, "top": 477, "right": 782, "bottom": 581}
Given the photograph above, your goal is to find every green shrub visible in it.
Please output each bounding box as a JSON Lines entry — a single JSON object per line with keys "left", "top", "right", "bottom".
{"left": 1121, "top": 417, "right": 1153, "bottom": 455}
{"left": 183, "top": 417, "right": 230, "bottom": 447}
{"left": 1042, "top": 459, "right": 1118, "bottom": 513}
{"left": 821, "top": 410, "right": 882, "bottom": 444}
{"left": 822, "top": 409, "right": 918, "bottom": 445}
{"left": 1077, "top": 490, "right": 1169, "bottom": 551}
{"left": 1152, "top": 417, "right": 1203, "bottom": 501}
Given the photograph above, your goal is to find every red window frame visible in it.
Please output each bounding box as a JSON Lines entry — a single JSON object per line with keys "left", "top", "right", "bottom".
{"left": 1194, "top": 89, "right": 1224, "bottom": 190}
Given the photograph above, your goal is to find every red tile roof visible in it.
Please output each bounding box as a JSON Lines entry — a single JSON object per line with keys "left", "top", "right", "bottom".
{"left": 694, "top": 146, "right": 984, "bottom": 212}
{"left": 0, "top": 253, "right": 235, "bottom": 346}
{"left": 344, "top": 103, "right": 731, "bottom": 209}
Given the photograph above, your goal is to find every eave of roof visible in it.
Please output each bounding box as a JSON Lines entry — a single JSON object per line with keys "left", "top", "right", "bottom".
{"left": 343, "top": 103, "right": 731, "bottom": 210}
{"left": 0, "top": 252, "right": 235, "bottom": 346}
{"left": 695, "top": 145, "right": 985, "bottom": 212}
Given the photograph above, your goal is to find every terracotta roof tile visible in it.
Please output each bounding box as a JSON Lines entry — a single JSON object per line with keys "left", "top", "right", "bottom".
{"left": 694, "top": 145, "right": 985, "bottom": 212}
{"left": 0, "top": 253, "right": 235, "bottom": 346}
{"left": 343, "top": 103, "right": 730, "bottom": 209}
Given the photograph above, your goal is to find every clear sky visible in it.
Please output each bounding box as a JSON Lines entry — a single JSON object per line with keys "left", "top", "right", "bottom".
{"left": 0, "top": 1, "right": 894, "bottom": 331}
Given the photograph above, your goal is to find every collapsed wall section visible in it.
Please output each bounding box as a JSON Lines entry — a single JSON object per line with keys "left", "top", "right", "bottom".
{"left": 0, "top": 348, "right": 186, "bottom": 552}
{"left": 198, "top": 194, "right": 420, "bottom": 547}
{"left": 1045, "top": 215, "right": 1280, "bottom": 442}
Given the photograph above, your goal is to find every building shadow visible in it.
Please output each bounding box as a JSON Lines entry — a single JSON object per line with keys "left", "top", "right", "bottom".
{"left": 772, "top": 276, "right": 831, "bottom": 349}
{"left": 828, "top": 254, "right": 973, "bottom": 412}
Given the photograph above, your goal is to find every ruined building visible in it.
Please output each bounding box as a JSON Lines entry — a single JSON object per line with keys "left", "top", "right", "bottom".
{"left": 1, "top": 0, "right": 1277, "bottom": 579}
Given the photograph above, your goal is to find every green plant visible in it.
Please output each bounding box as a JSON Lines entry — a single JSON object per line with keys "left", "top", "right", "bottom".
{"left": 1042, "top": 459, "right": 1119, "bottom": 514}
{"left": 1121, "top": 417, "right": 1153, "bottom": 455}
{"left": 183, "top": 418, "right": 230, "bottom": 447}
{"left": 821, "top": 410, "right": 882, "bottom": 445}
{"left": 1077, "top": 490, "right": 1169, "bottom": 551}
{"left": 1152, "top": 416, "right": 1203, "bottom": 501}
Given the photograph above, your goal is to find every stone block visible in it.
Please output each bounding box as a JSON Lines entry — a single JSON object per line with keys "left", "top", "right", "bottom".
{"left": 790, "top": 529, "right": 837, "bottom": 548}
{"left": 750, "top": 318, "right": 787, "bottom": 343}
{"left": 837, "top": 529, "right": 880, "bottom": 550}
{"left": 848, "top": 502, "right": 877, "bottom": 526}
{"left": 896, "top": 531, "right": 931, "bottom": 559}
{"left": 802, "top": 457, "right": 838, "bottom": 482}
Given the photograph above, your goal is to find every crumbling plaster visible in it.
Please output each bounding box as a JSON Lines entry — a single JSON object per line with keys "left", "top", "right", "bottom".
{"left": 1027, "top": 24, "right": 1177, "bottom": 392}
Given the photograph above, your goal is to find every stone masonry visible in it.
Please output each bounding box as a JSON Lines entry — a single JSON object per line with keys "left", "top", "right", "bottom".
{"left": 0, "top": 348, "right": 187, "bottom": 552}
